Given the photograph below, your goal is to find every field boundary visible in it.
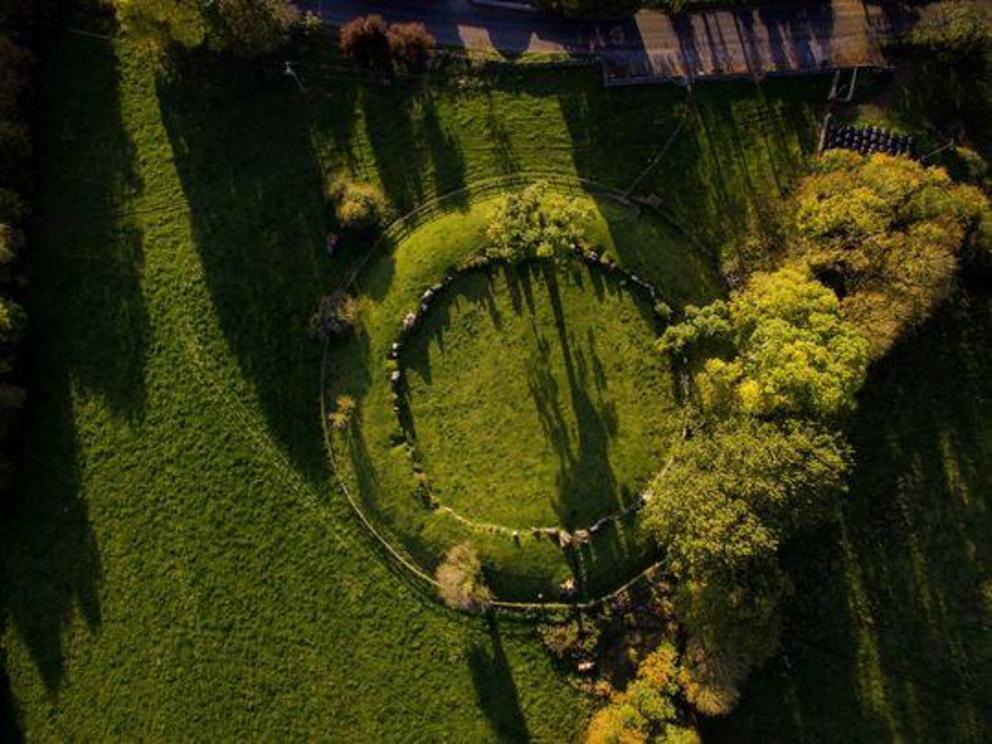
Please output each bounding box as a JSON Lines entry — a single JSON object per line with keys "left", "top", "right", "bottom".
{"left": 320, "top": 172, "right": 705, "bottom": 614}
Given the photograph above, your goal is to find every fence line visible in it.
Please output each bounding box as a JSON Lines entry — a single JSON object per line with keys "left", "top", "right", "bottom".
{"left": 320, "top": 173, "right": 703, "bottom": 615}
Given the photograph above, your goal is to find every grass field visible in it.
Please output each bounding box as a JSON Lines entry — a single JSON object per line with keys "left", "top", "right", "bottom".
{"left": 0, "top": 14, "right": 887, "bottom": 740}
{"left": 403, "top": 260, "right": 674, "bottom": 531}
{"left": 326, "top": 193, "right": 721, "bottom": 600}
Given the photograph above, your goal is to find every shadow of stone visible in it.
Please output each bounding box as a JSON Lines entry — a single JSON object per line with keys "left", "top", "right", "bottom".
{"left": 466, "top": 615, "right": 531, "bottom": 743}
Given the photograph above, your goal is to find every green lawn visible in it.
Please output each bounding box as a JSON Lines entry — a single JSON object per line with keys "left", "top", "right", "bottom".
{"left": 1, "top": 16, "right": 833, "bottom": 740}
{"left": 403, "top": 261, "right": 674, "bottom": 531}
{"left": 327, "top": 193, "right": 720, "bottom": 601}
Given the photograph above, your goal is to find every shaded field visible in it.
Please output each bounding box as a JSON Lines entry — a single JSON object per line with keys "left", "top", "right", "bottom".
{"left": 709, "top": 285, "right": 992, "bottom": 743}
{"left": 2, "top": 18, "right": 827, "bottom": 740}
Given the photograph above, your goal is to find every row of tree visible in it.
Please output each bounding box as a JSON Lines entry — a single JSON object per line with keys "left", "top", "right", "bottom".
{"left": 584, "top": 152, "right": 992, "bottom": 739}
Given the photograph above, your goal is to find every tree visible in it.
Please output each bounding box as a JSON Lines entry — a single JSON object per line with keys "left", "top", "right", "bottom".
{"left": 643, "top": 418, "right": 850, "bottom": 684}
{"left": 485, "top": 181, "right": 589, "bottom": 263}
{"left": 0, "top": 35, "right": 30, "bottom": 115}
{"left": 792, "top": 151, "right": 991, "bottom": 357}
{"left": 0, "top": 223, "right": 24, "bottom": 265}
{"left": 656, "top": 301, "right": 731, "bottom": 362}
{"left": 677, "top": 637, "right": 751, "bottom": 717}
{"left": 436, "top": 543, "right": 492, "bottom": 612}
{"left": 113, "top": 0, "right": 207, "bottom": 55}
{"left": 698, "top": 267, "right": 870, "bottom": 419}
{"left": 206, "top": 0, "right": 299, "bottom": 58}
{"left": 339, "top": 14, "right": 391, "bottom": 68}
{"left": 585, "top": 643, "right": 698, "bottom": 743}
{"left": 387, "top": 22, "right": 435, "bottom": 70}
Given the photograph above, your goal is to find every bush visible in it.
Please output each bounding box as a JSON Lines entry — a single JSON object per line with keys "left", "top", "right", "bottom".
{"left": 387, "top": 22, "right": 435, "bottom": 70}
{"left": 538, "top": 618, "right": 602, "bottom": 660}
{"left": 657, "top": 301, "right": 730, "bottom": 362}
{"left": 653, "top": 301, "right": 672, "bottom": 324}
{"left": 0, "top": 35, "right": 30, "bottom": 115}
{"left": 436, "top": 543, "right": 492, "bottom": 612}
{"left": 339, "top": 14, "right": 391, "bottom": 68}
{"left": 484, "top": 181, "right": 589, "bottom": 263}
{"left": 0, "top": 187, "right": 27, "bottom": 223}
{"left": 327, "top": 176, "right": 387, "bottom": 232}
{"left": 0, "top": 119, "right": 31, "bottom": 167}
{"left": 328, "top": 394, "right": 356, "bottom": 431}
{"left": 309, "top": 290, "right": 361, "bottom": 341}
{"left": 206, "top": 0, "right": 299, "bottom": 58}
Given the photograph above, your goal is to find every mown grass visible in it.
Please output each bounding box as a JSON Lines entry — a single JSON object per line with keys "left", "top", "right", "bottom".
{"left": 1, "top": 16, "right": 830, "bottom": 740}
{"left": 403, "top": 261, "right": 674, "bottom": 531}
{"left": 327, "top": 194, "right": 720, "bottom": 600}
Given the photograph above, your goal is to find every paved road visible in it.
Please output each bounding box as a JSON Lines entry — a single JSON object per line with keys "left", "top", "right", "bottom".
{"left": 302, "top": 0, "right": 914, "bottom": 81}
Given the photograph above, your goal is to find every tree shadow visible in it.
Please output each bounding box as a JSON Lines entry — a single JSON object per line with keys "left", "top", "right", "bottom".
{"left": 0, "top": 642, "right": 19, "bottom": 742}
{"left": 0, "top": 27, "right": 142, "bottom": 700}
{"left": 158, "top": 52, "right": 332, "bottom": 484}
{"left": 420, "top": 97, "right": 467, "bottom": 207}
{"left": 538, "top": 265, "right": 625, "bottom": 528}
{"left": 467, "top": 615, "right": 530, "bottom": 743}
{"left": 1, "top": 356, "right": 102, "bottom": 696}
{"left": 709, "top": 285, "right": 992, "bottom": 742}
{"left": 42, "top": 31, "right": 149, "bottom": 422}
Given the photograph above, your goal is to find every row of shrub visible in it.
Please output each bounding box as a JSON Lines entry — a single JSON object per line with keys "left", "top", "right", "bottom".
{"left": 339, "top": 15, "right": 435, "bottom": 72}
{"left": 111, "top": 0, "right": 311, "bottom": 60}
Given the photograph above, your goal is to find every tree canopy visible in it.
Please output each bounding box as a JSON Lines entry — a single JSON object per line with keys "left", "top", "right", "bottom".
{"left": 113, "top": 0, "right": 298, "bottom": 57}
{"left": 644, "top": 417, "right": 850, "bottom": 668}
{"left": 792, "top": 150, "right": 991, "bottom": 356}
{"left": 484, "top": 181, "right": 589, "bottom": 262}
{"left": 699, "top": 267, "right": 870, "bottom": 419}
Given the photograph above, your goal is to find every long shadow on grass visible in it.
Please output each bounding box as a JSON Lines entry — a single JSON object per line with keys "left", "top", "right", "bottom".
{"left": 708, "top": 286, "right": 992, "bottom": 742}
{"left": 467, "top": 615, "right": 530, "bottom": 743}
{"left": 158, "top": 54, "right": 333, "bottom": 483}
{"left": 0, "top": 30, "right": 141, "bottom": 697}
{"left": 360, "top": 85, "right": 468, "bottom": 212}
{"left": 43, "top": 33, "right": 149, "bottom": 421}
{"left": 1, "top": 357, "right": 102, "bottom": 696}
{"left": 0, "top": 644, "right": 19, "bottom": 742}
